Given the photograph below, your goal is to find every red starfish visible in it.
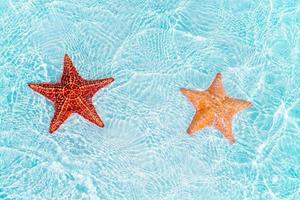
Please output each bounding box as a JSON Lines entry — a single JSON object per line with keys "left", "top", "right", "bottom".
{"left": 29, "top": 54, "right": 114, "bottom": 133}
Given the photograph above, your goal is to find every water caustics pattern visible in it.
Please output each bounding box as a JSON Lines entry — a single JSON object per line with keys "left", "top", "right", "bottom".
{"left": 0, "top": 0, "right": 299, "bottom": 199}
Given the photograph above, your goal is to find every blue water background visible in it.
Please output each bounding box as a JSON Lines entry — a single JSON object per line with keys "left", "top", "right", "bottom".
{"left": 0, "top": 0, "right": 300, "bottom": 199}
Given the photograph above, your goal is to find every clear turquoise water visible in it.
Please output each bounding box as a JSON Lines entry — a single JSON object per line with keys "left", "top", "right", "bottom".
{"left": 0, "top": 0, "right": 300, "bottom": 199}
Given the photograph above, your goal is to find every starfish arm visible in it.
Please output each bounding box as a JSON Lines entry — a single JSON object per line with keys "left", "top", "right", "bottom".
{"left": 28, "top": 83, "right": 63, "bottom": 102}
{"left": 187, "top": 110, "right": 214, "bottom": 135}
{"left": 215, "top": 117, "right": 235, "bottom": 144}
{"left": 81, "top": 77, "right": 114, "bottom": 97}
{"left": 50, "top": 99, "right": 72, "bottom": 133}
{"left": 224, "top": 98, "right": 252, "bottom": 117}
{"left": 75, "top": 97, "right": 104, "bottom": 128}
{"left": 61, "top": 54, "right": 82, "bottom": 84}
{"left": 208, "top": 73, "right": 227, "bottom": 98}
{"left": 180, "top": 88, "right": 212, "bottom": 110}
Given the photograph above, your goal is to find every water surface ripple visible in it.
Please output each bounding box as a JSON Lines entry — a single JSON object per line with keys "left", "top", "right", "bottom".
{"left": 0, "top": 0, "right": 300, "bottom": 199}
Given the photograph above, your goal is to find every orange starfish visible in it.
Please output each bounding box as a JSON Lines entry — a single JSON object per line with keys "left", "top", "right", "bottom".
{"left": 181, "top": 73, "right": 252, "bottom": 144}
{"left": 29, "top": 54, "right": 114, "bottom": 133}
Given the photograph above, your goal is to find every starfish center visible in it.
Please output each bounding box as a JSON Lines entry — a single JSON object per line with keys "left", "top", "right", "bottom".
{"left": 63, "top": 83, "right": 81, "bottom": 99}
{"left": 210, "top": 95, "right": 225, "bottom": 109}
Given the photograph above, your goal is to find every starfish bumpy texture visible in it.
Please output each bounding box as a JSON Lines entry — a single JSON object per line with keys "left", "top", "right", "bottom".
{"left": 29, "top": 54, "right": 114, "bottom": 133}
